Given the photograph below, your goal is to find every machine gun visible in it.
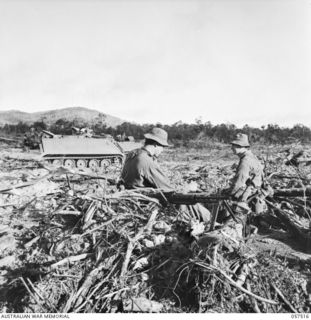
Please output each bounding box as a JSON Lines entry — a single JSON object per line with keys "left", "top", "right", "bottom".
{"left": 138, "top": 186, "right": 311, "bottom": 207}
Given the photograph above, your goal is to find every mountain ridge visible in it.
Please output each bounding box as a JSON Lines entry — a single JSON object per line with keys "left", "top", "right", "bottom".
{"left": 0, "top": 107, "right": 124, "bottom": 128}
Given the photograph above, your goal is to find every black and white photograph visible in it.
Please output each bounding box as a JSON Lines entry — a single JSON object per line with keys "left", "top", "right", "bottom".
{"left": 0, "top": 0, "right": 311, "bottom": 315}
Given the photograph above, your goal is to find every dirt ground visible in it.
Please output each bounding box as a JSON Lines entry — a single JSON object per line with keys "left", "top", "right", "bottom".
{"left": 0, "top": 141, "right": 311, "bottom": 313}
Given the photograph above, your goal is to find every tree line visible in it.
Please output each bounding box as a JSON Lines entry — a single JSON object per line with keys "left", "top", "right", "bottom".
{"left": 1, "top": 118, "right": 311, "bottom": 146}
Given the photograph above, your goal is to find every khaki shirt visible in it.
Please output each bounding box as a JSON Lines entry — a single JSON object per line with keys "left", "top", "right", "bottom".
{"left": 230, "top": 150, "right": 264, "bottom": 199}
{"left": 120, "top": 148, "right": 174, "bottom": 192}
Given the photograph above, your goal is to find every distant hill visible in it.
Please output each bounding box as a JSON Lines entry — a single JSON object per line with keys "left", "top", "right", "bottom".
{"left": 0, "top": 107, "right": 124, "bottom": 128}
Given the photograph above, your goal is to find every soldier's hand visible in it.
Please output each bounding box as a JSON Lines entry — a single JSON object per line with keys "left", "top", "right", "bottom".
{"left": 183, "top": 181, "right": 198, "bottom": 193}
{"left": 117, "top": 179, "right": 125, "bottom": 191}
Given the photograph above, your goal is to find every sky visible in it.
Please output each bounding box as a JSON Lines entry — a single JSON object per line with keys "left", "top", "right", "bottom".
{"left": 0, "top": 0, "right": 311, "bottom": 127}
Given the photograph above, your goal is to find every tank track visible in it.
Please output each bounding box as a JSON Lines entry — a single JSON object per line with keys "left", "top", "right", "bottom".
{"left": 43, "top": 155, "right": 124, "bottom": 171}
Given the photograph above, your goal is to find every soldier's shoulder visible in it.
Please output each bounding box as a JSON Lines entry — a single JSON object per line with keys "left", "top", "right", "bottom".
{"left": 127, "top": 148, "right": 151, "bottom": 161}
{"left": 124, "top": 148, "right": 140, "bottom": 160}
{"left": 245, "top": 151, "right": 262, "bottom": 166}
{"left": 127, "top": 148, "right": 139, "bottom": 156}
{"left": 242, "top": 151, "right": 258, "bottom": 163}
{"left": 244, "top": 150, "right": 256, "bottom": 158}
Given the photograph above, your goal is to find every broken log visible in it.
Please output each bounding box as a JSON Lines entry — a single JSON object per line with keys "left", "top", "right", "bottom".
{"left": 268, "top": 174, "right": 310, "bottom": 182}
{"left": 265, "top": 200, "right": 311, "bottom": 245}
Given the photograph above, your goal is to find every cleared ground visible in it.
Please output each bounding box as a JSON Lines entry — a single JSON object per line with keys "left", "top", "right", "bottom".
{"left": 0, "top": 142, "right": 311, "bottom": 313}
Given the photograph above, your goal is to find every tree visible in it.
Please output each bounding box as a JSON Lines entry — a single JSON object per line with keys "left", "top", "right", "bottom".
{"left": 291, "top": 124, "right": 311, "bottom": 143}
{"left": 33, "top": 121, "right": 47, "bottom": 131}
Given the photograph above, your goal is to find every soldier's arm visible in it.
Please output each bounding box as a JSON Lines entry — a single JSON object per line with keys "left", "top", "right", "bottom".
{"left": 230, "top": 160, "right": 250, "bottom": 198}
{"left": 145, "top": 164, "right": 174, "bottom": 192}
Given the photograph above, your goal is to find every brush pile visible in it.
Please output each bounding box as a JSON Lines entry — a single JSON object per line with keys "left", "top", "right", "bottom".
{"left": 0, "top": 143, "right": 311, "bottom": 313}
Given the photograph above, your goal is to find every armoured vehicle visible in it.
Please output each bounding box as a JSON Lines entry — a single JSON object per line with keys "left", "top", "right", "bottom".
{"left": 40, "top": 135, "right": 125, "bottom": 171}
{"left": 40, "top": 134, "right": 142, "bottom": 171}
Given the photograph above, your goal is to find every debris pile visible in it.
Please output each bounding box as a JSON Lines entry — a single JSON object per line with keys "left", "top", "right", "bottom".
{"left": 0, "top": 143, "right": 311, "bottom": 313}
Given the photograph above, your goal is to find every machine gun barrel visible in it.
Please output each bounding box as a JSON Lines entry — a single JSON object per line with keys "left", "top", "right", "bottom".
{"left": 143, "top": 187, "right": 311, "bottom": 205}
{"left": 139, "top": 191, "right": 228, "bottom": 204}
{"left": 166, "top": 192, "right": 228, "bottom": 204}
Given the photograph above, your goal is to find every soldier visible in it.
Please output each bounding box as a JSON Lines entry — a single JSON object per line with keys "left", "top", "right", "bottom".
{"left": 23, "top": 127, "right": 41, "bottom": 150}
{"left": 119, "top": 127, "right": 211, "bottom": 223}
{"left": 227, "top": 133, "right": 266, "bottom": 214}
{"left": 221, "top": 133, "right": 269, "bottom": 237}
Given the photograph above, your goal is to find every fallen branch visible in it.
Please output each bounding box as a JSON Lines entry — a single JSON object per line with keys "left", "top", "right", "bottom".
{"left": 24, "top": 236, "right": 40, "bottom": 249}
{"left": 273, "top": 187, "right": 311, "bottom": 198}
{"left": 0, "top": 173, "right": 52, "bottom": 194}
{"left": 246, "top": 281, "right": 261, "bottom": 313}
{"left": 0, "top": 203, "right": 17, "bottom": 208}
{"left": 0, "top": 136, "right": 21, "bottom": 143}
{"left": 120, "top": 207, "right": 159, "bottom": 278}
{"left": 26, "top": 278, "right": 58, "bottom": 312}
{"left": 271, "top": 283, "right": 298, "bottom": 313}
{"left": 192, "top": 260, "right": 278, "bottom": 305}
{"left": 66, "top": 258, "right": 120, "bottom": 312}
{"left": 82, "top": 201, "right": 97, "bottom": 229}
{"left": 79, "top": 216, "right": 120, "bottom": 238}
{"left": 220, "top": 230, "right": 240, "bottom": 245}
{"left": 52, "top": 176, "right": 116, "bottom": 184}
{"left": 50, "top": 253, "right": 94, "bottom": 269}
{"left": 19, "top": 277, "right": 45, "bottom": 310}
{"left": 55, "top": 210, "right": 82, "bottom": 216}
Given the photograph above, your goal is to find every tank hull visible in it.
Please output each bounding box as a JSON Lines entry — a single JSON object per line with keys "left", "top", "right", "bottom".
{"left": 41, "top": 136, "right": 124, "bottom": 170}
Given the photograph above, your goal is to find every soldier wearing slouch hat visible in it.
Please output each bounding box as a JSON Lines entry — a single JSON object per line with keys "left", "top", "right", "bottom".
{"left": 120, "top": 127, "right": 211, "bottom": 223}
